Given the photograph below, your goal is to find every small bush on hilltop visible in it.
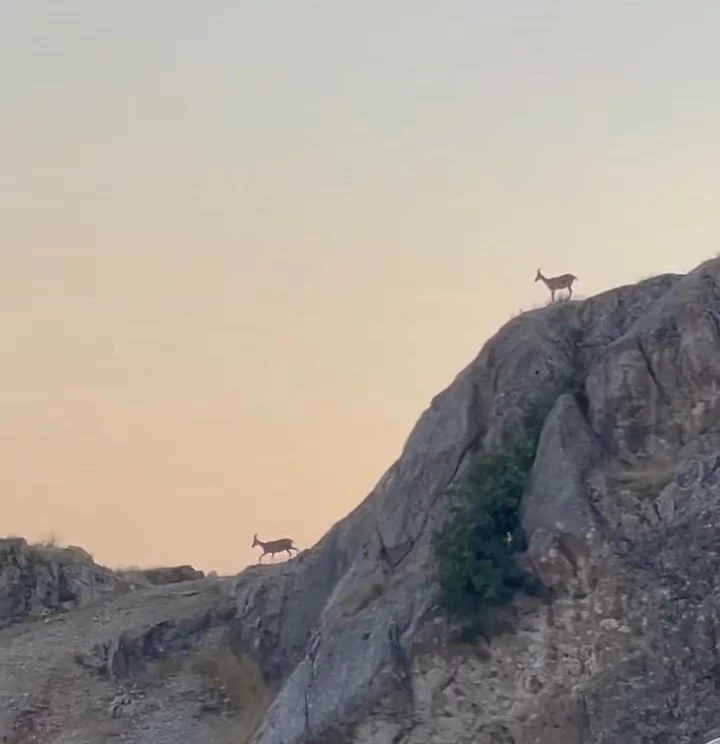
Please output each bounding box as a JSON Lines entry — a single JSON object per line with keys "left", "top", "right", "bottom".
{"left": 433, "top": 429, "right": 542, "bottom": 641}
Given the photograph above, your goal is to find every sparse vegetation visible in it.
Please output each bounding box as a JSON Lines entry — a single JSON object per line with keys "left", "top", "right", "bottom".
{"left": 433, "top": 425, "right": 543, "bottom": 641}
{"left": 30, "top": 540, "right": 96, "bottom": 566}
{"left": 191, "top": 644, "right": 270, "bottom": 744}
{"left": 610, "top": 453, "right": 674, "bottom": 494}
{"left": 38, "top": 531, "right": 62, "bottom": 548}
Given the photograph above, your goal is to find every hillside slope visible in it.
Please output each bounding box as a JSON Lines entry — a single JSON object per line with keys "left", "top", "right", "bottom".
{"left": 4, "top": 258, "right": 720, "bottom": 743}
{"left": 0, "top": 546, "right": 241, "bottom": 742}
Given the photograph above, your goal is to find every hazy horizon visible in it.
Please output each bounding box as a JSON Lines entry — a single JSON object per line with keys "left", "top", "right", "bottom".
{"left": 3, "top": 2, "right": 720, "bottom": 572}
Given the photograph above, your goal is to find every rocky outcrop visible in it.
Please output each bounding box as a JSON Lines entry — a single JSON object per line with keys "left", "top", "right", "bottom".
{"left": 74, "top": 595, "right": 234, "bottom": 681}
{"left": 587, "top": 267, "right": 720, "bottom": 461}
{"left": 0, "top": 538, "right": 120, "bottom": 625}
{"left": 233, "top": 260, "right": 720, "bottom": 743}
{"left": 0, "top": 539, "right": 207, "bottom": 631}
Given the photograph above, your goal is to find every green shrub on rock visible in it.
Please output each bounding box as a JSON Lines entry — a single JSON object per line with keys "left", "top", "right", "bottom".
{"left": 433, "top": 431, "right": 541, "bottom": 639}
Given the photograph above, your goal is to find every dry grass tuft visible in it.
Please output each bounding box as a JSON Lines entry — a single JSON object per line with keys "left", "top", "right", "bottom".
{"left": 114, "top": 570, "right": 154, "bottom": 589}
{"left": 510, "top": 294, "right": 587, "bottom": 321}
{"left": 29, "top": 538, "right": 97, "bottom": 565}
{"left": 38, "top": 531, "right": 62, "bottom": 548}
{"left": 191, "top": 645, "right": 270, "bottom": 744}
{"left": 610, "top": 455, "right": 674, "bottom": 494}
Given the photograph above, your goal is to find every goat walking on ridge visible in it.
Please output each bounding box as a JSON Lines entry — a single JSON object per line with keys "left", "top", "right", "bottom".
{"left": 534, "top": 268, "right": 578, "bottom": 303}
{"left": 252, "top": 533, "right": 299, "bottom": 563}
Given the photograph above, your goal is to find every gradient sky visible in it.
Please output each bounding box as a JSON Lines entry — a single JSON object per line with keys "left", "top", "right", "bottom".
{"left": 2, "top": 2, "right": 720, "bottom": 573}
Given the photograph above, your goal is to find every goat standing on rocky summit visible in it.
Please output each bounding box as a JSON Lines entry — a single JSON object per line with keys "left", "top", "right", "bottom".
{"left": 535, "top": 268, "right": 578, "bottom": 302}
{"left": 252, "top": 533, "right": 299, "bottom": 563}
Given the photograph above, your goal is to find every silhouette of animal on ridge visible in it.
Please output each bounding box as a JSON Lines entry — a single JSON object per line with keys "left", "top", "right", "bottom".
{"left": 534, "top": 268, "right": 578, "bottom": 302}
{"left": 252, "top": 533, "right": 299, "bottom": 563}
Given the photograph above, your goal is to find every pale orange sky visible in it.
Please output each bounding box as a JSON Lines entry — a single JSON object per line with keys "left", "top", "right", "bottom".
{"left": 2, "top": 3, "right": 720, "bottom": 573}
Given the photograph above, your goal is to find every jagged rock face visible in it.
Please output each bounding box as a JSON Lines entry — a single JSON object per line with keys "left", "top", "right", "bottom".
{"left": 234, "top": 260, "right": 720, "bottom": 744}
{"left": 587, "top": 268, "right": 720, "bottom": 460}
{"left": 0, "top": 538, "right": 119, "bottom": 624}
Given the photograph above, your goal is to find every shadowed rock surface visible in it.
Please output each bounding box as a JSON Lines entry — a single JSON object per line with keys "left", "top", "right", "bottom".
{"left": 4, "top": 258, "right": 720, "bottom": 743}
{"left": 0, "top": 538, "right": 120, "bottom": 626}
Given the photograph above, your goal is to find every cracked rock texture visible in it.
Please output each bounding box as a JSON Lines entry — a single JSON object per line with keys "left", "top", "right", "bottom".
{"left": 4, "top": 258, "right": 720, "bottom": 743}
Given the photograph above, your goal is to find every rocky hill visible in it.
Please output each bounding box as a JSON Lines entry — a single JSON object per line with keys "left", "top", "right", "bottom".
{"left": 4, "top": 258, "right": 720, "bottom": 743}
